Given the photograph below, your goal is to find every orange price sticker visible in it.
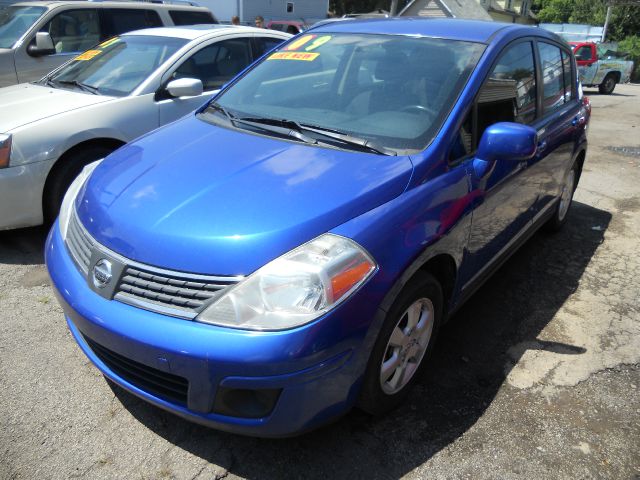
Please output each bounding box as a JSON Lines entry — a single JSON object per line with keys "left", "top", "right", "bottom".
{"left": 75, "top": 50, "right": 101, "bottom": 61}
{"left": 268, "top": 51, "right": 320, "bottom": 62}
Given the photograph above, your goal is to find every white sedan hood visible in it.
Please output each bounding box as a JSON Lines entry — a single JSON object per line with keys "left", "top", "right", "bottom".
{"left": 0, "top": 83, "right": 112, "bottom": 132}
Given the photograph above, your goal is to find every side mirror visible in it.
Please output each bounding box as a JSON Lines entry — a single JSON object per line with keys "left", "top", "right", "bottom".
{"left": 166, "top": 78, "right": 203, "bottom": 98}
{"left": 27, "top": 32, "right": 56, "bottom": 57}
{"left": 477, "top": 122, "right": 537, "bottom": 163}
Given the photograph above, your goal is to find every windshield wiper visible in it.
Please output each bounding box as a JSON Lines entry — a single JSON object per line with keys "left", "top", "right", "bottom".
{"left": 298, "top": 123, "right": 397, "bottom": 156}
{"left": 203, "top": 107, "right": 317, "bottom": 145}
{"left": 55, "top": 80, "right": 99, "bottom": 95}
{"left": 235, "top": 117, "right": 317, "bottom": 145}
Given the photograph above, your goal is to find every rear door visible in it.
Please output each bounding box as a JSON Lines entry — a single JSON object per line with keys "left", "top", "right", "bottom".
{"left": 531, "top": 40, "right": 581, "bottom": 213}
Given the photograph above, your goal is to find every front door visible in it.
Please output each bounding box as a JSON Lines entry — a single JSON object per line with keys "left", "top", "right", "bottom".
{"left": 158, "top": 36, "right": 254, "bottom": 126}
{"left": 15, "top": 8, "right": 100, "bottom": 83}
{"left": 461, "top": 40, "right": 541, "bottom": 289}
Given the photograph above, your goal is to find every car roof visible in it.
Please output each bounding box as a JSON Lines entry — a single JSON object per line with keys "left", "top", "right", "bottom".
{"left": 309, "top": 17, "right": 545, "bottom": 44}
{"left": 126, "top": 24, "right": 288, "bottom": 41}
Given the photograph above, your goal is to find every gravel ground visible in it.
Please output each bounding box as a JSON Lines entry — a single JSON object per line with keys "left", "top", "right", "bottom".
{"left": 1, "top": 84, "right": 639, "bottom": 480}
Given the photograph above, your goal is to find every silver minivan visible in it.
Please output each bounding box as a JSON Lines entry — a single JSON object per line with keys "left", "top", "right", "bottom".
{"left": 0, "top": 1, "right": 217, "bottom": 87}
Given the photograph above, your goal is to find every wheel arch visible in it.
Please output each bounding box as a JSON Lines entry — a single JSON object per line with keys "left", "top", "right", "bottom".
{"left": 41, "top": 137, "right": 126, "bottom": 211}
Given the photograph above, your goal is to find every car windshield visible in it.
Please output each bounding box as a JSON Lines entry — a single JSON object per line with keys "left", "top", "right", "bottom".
{"left": 47, "top": 35, "right": 187, "bottom": 97}
{"left": 0, "top": 6, "right": 46, "bottom": 49}
{"left": 212, "top": 33, "right": 485, "bottom": 153}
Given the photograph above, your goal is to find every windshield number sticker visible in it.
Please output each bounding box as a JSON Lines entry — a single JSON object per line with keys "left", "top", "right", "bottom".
{"left": 284, "top": 35, "right": 315, "bottom": 51}
{"left": 98, "top": 37, "right": 120, "bottom": 49}
{"left": 269, "top": 52, "right": 320, "bottom": 62}
{"left": 305, "top": 36, "right": 331, "bottom": 51}
{"left": 75, "top": 50, "right": 101, "bottom": 61}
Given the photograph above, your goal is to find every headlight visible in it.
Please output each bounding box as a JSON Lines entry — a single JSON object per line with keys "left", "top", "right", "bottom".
{"left": 59, "top": 159, "right": 103, "bottom": 239}
{"left": 197, "top": 234, "right": 377, "bottom": 330}
{"left": 0, "top": 134, "right": 11, "bottom": 168}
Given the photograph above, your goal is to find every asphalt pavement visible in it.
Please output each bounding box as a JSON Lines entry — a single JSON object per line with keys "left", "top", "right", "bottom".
{"left": 1, "top": 84, "right": 639, "bottom": 480}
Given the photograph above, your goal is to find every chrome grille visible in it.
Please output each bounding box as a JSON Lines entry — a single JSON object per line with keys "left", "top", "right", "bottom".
{"left": 65, "top": 211, "right": 242, "bottom": 319}
{"left": 67, "top": 211, "right": 94, "bottom": 274}
{"left": 115, "top": 265, "right": 239, "bottom": 318}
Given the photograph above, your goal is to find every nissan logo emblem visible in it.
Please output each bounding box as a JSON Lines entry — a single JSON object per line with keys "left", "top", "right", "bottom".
{"left": 92, "top": 259, "right": 113, "bottom": 289}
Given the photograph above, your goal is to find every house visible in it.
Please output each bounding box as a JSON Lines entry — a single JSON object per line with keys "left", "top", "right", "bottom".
{"left": 399, "top": 0, "right": 537, "bottom": 24}
{"left": 196, "top": 0, "right": 329, "bottom": 24}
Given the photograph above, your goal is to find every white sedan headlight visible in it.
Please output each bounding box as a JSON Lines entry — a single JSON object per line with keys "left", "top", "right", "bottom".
{"left": 59, "top": 159, "right": 103, "bottom": 240}
{"left": 197, "top": 234, "right": 377, "bottom": 330}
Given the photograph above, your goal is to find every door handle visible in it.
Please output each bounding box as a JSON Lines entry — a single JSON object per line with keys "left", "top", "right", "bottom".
{"left": 537, "top": 140, "right": 548, "bottom": 153}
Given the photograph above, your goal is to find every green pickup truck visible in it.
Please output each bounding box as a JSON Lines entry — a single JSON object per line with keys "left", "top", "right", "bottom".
{"left": 571, "top": 41, "right": 634, "bottom": 94}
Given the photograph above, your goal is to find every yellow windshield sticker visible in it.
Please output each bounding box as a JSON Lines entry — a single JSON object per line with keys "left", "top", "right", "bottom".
{"left": 305, "top": 35, "right": 331, "bottom": 51}
{"left": 75, "top": 50, "right": 101, "bottom": 61}
{"left": 284, "top": 34, "right": 315, "bottom": 51}
{"left": 98, "top": 37, "right": 120, "bottom": 49}
{"left": 269, "top": 51, "right": 320, "bottom": 61}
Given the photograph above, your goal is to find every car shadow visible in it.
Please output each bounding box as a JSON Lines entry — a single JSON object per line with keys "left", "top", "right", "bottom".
{"left": 0, "top": 225, "right": 47, "bottom": 265}
{"left": 104, "top": 199, "right": 609, "bottom": 478}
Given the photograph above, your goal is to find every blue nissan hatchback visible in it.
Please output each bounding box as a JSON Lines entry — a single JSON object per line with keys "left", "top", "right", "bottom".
{"left": 47, "top": 18, "right": 590, "bottom": 436}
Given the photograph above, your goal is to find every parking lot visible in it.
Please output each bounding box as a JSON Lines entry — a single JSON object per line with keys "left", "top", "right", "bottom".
{"left": 1, "top": 84, "right": 639, "bottom": 479}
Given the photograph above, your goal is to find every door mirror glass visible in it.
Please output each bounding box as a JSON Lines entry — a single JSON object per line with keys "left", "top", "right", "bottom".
{"left": 28, "top": 32, "right": 55, "bottom": 56}
{"left": 166, "top": 78, "right": 203, "bottom": 98}
{"left": 477, "top": 122, "right": 537, "bottom": 163}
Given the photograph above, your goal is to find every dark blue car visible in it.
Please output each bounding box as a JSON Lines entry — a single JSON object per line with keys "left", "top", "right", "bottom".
{"left": 46, "top": 18, "right": 590, "bottom": 437}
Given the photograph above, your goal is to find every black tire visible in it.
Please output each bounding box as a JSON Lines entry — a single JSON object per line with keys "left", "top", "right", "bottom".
{"left": 545, "top": 161, "right": 579, "bottom": 232}
{"left": 358, "top": 271, "right": 443, "bottom": 415}
{"left": 598, "top": 74, "right": 617, "bottom": 94}
{"left": 43, "top": 145, "right": 114, "bottom": 224}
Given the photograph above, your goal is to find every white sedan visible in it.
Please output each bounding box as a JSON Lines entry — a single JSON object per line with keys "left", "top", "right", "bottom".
{"left": 0, "top": 25, "right": 290, "bottom": 230}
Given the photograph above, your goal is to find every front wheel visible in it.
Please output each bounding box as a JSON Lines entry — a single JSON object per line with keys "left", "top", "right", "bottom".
{"left": 599, "top": 74, "right": 617, "bottom": 94}
{"left": 358, "top": 271, "right": 443, "bottom": 415}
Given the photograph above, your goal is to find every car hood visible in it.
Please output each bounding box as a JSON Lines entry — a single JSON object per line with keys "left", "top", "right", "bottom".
{"left": 77, "top": 115, "right": 414, "bottom": 275}
{"left": 0, "top": 83, "right": 112, "bottom": 131}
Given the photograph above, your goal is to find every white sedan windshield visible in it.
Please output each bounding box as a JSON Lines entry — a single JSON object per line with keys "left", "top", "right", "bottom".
{"left": 48, "top": 35, "right": 187, "bottom": 96}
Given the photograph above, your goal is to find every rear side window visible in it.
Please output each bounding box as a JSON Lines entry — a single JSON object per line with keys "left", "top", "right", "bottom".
{"left": 477, "top": 41, "right": 537, "bottom": 139}
{"left": 538, "top": 42, "right": 569, "bottom": 115}
{"left": 172, "top": 38, "right": 252, "bottom": 90}
{"left": 40, "top": 9, "right": 100, "bottom": 53}
{"left": 253, "top": 36, "right": 286, "bottom": 58}
{"left": 102, "top": 9, "right": 162, "bottom": 37}
{"left": 169, "top": 10, "right": 215, "bottom": 26}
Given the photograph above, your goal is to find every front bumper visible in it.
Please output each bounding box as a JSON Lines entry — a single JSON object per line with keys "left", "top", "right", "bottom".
{"left": 0, "top": 160, "right": 53, "bottom": 230}
{"left": 46, "top": 221, "right": 377, "bottom": 437}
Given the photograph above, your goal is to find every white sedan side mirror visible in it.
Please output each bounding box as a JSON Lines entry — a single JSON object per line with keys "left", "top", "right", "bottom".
{"left": 166, "top": 78, "right": 203, "bottom": 98}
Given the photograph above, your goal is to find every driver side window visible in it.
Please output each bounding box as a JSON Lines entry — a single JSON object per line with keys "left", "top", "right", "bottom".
{"left": 172, "top": 38, "right": 252, "bottom": 91}
{"left": 40, "top": 9, "right": 100, "bottom": 54}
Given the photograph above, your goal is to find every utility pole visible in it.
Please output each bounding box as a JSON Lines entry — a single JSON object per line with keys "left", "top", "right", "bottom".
{"left": 601, "top": 3, "right": 612, "bottom": 42}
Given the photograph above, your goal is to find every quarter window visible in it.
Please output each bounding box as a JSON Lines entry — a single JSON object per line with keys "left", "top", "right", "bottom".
{"left": 561, "top": 49, "right": 574, "bottom": 103}
{"left": 169, "top": 11, "right": 216, "bottom": 26}
{"left": 41, "top": 9, "right": 100, "bottom": 53}
{"left": 102, "top": 9, "right": 162, "bottom": 38}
